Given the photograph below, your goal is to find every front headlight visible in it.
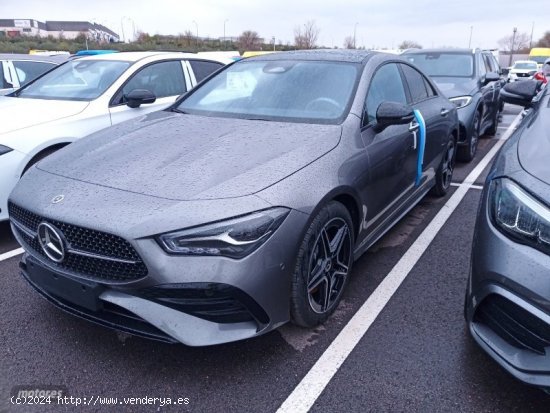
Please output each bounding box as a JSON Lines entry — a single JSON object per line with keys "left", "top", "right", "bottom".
{"left": 489, "top": 178, "right": 550, "bottom": 255}
{"left": 0, "top": 145, "right": 13, "bottom": 156}
{"left": 158, "top": 207, "right": 290, "bottom": 258}
{"left": 449, "top": 95, "right": 472, "bottom": 108}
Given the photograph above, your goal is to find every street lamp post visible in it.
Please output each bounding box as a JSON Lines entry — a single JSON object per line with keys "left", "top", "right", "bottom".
{"left": 468, "top": 26, "right": 473, "bottom": 48}
{"left": 509, "top": 27, "right": 517, "bottom": 67}
{"left": 223, "top": 19, "right": 228, "bottom": 50}
{"left": 192, "top": 20, "right": 199, "bottom": 51}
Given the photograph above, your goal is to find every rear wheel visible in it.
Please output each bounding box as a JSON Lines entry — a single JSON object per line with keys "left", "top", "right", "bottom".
{"left": 457, "top": 109, "right": 480, "bottom": 163}
{"left": 431, "top": 136, "right": 456, "bottom": 197}
{"left": 290, "top": 201, "right": 354, "bottom": 327}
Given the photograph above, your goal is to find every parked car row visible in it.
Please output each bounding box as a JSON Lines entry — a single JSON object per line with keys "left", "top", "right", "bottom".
{"left": 5, "top": 47, "right": 549, "bottom": 392}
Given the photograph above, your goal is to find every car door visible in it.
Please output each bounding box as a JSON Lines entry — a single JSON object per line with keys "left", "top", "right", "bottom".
{"left": 478, "top": 53, "right": 498, "bottom": 126}
{"left": 400, "top": 63, "right": 452, "bottom": 174}
{"left": 360, "top": 62, "right": 418, "bottom": 229}
{"left": 0, "top": 60, "right": 18, "bottom": 94}
{"left": 108, "top": 60, "right": 191, "bottom": 126}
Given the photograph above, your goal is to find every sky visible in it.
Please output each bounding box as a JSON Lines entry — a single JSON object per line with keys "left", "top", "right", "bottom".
{"left": 2, "top": 0, "right": 549, "bottom": 50}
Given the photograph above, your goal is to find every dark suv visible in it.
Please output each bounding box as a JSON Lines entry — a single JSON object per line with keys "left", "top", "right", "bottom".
{"left": 403, "top": 48, "right": 503, "bottom": 162}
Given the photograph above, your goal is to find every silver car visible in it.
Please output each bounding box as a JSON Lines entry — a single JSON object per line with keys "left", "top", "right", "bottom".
{"left": 10, "top": 50, "right": 459, "bottom": 346}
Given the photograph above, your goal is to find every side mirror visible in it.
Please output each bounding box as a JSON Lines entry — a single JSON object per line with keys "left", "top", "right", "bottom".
{"left": 501, "top": 67, "right": 510, "bottom": 76}
{"left": 125, "top": 89, "right": 156, "bottom": 108}
{"left": 483, "top": 72, "right": 500, "bottom": 84}
{"left": 500, "top": 80, "right": 540, "bottom": 108}
{"left": 374, "top": 101, "right": 415, "bottom": 132}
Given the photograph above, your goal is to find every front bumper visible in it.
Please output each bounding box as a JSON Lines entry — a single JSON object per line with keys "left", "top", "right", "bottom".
{"left": 12, "top": 204, "right": 308, "bottom": 346}
{"left": 465, "top": 188, "right": 550, "bottom": 388}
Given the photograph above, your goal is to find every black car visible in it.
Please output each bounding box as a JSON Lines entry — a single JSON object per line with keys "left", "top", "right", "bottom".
{"left": 403, "top": 48, "right": 504, "bottom": 162}
{"left": 465, "top": 80, "right": 550, "bottom": 389}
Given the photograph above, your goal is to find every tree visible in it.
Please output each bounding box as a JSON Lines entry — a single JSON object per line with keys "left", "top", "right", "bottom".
{"left": 238, "top": 30, "right": 261, "bottom": 51}
{"left": 294, "top": 20, "right": 319, "bottom": 49}
{"left": 498, "top": 31, "right": 530, "bottom": 52}
{"left": 536, "top": 30, "right": 550, "bottom": 47}
{"left": 343, "top": 36, "right": 355, "bottom": 49}
{"left": 398, "top": 40, "right": 422, "bottom": 50}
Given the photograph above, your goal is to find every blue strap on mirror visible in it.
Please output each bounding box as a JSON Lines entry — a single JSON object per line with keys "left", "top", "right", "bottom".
{"left": 413, "top": 109, "right": 426, "bottom": 187}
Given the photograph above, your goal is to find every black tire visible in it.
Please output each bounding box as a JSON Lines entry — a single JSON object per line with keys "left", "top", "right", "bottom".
{"left": 485, "top": 106, "right": 499, "bottom": 136}
{"left": 290, "top": 201, "right": 354, "bottom": 327}
{"left": 457, "top": 109, "right": 481, "bottom": 163}
{"left": 431, "top": 136, "right": 456, "bottom": 197}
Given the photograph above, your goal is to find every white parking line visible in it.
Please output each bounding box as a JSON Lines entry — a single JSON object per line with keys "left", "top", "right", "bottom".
{"left": 0, "top": 247, "right": 24, "bottom": 262}
{"left": 277, "top": 112, "right": 523, "bottom": 413}
{"left": 451, "top": 182, "right": 484, "bottom": 190}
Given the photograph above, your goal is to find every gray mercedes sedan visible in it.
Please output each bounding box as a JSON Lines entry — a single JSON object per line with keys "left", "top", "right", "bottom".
{"left": 9, "top": 50, "right": 458, "bottom": 346}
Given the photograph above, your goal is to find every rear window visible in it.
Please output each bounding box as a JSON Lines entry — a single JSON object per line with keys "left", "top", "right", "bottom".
{"left": 13, "top": 60, "right": 56, "bottom": 86}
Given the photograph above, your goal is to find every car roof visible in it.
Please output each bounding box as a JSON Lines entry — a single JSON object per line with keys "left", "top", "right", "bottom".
{"left": 403, "top": 48, "right": 477, "bottom": 55}
{"left": 245, "top": 49, "right": 374, "bottom": 64}
{"left": 78, "top": 51, "right": 230, "bottom": 64}
{"left": 0, "top": 53, "right": 67, "bottom": 63}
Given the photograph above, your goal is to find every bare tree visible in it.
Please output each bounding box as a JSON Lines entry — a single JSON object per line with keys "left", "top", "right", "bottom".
{"left": 498, "top": 32, "right": 530, "bottom": 52}
{"left": 294, "top": 20, "right": 320, "bottom": 49}
{"left": 238, "top": 30, "right": 261, "bottom": 51}
{"left": 536, "top": 30, "right": 550, "bottom": 47}
{"left": 343, "top": 36, "right": 355, "bottom": 49}
{"left": 398, "top": 40, "right": 422, "bottom": 50}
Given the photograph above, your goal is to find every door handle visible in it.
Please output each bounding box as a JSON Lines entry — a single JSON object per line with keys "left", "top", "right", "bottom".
{"left": 409, "top": 122, "right": 419, "bottom": 150}
{"left": 408, "top": 122, "right": 419, "bottom": 132}
{"left": 440, "top": 108, "right": 450, "bottom": 116}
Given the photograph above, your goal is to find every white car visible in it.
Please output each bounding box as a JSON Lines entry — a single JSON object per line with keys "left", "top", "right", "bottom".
{"left": 1, "top": 54, "right": 68, "bottom": 95}
{"left": 0, "top": 51, "right": 230, "bottom": 221}
{"left": 507, "top": 60, "right": 538, "bottom": 82}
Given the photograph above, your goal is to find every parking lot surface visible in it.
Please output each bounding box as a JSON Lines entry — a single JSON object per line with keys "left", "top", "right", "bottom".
{"left": 1, "top": 104, "right": 549, "bottom": 412}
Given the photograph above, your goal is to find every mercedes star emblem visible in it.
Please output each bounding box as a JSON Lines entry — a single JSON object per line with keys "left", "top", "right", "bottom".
{"left": 37, "top": 222, "right": 66, "bottom": 263}
{"left": 51, "top": 195, "right": 65, "bottom": 204}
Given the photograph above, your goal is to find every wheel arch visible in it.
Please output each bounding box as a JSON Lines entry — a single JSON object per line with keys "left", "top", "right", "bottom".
{"left": 22, "top": 142, "right": 71, "bottom": 175}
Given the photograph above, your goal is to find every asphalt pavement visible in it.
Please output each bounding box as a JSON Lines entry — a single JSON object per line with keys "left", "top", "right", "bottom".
{"left": 1, "top": 104, "right": 548, "bottom": 412}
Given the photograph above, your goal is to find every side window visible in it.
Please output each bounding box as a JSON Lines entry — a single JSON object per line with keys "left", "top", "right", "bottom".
{"left": 482, "top": 54, "right": 493, "bottom": 73}
{"left": 423, "top": 77, "right": 436, "bottom": 97}
{"left": 121, "top": 60, "right": 186, "bottom": 101}
{"left": 478, "top": 54, "right": 487, "bottom": 76}
{"left": 189, "top": 60, "right": 223, "bottom": 83}
{"left": 12, "top": 61, "right": 55, "bottom": 87}
{"left": 364, "top": 63, "right": 407, "bottom": 125}
{"left": 1, "top": 62, "right": 14, "bottom": 89}
{"left": 400, "top": 64, "right": 430, "bottom": 103}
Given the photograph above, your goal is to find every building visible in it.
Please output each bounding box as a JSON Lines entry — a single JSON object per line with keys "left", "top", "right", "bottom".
{"left": 0, "top": 19, "right": 119, "bottom": 43}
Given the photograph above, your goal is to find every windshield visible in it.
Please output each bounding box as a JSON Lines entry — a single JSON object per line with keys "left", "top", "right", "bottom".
{"left": 513, "top": 62, "right": 538, "bottom": 70}
{"left": 529, "top": 56, "right": 550, "bottom": 65}
{"left": 177, "top": 60, "right": 359, "bottom": 124}
{"left": 17, "top": 59, "right": 130, "bottom": 101}
{"left": 405, "top": 53, "right": 474, "bottom": 77}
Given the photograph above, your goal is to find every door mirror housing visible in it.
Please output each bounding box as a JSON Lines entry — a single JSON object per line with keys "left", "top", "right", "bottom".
{"left": 500, "top": 80, "right": 540, "bottom": 108}
{"left": 374, "top": 101, "right": 415, "bottom": 132}
{"left": 482, "top": 72, "right": 500, "bottom": 84}
{"left": 126, "top": 89, "right": 156, "bottom": 108}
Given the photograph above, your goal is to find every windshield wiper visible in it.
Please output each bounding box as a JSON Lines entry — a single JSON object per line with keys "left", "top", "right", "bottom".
{"left": 170, "top": 107, "right": 188, "bottom": 114}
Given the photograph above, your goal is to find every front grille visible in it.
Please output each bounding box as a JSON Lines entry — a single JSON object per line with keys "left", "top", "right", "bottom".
{"left": 516, "top": 73, "right": 530, "bottom": 78}
{"left": 9, "top": 202, "right": 148, "bottom": 282}
{"left": 475, "top": 294, "right": 550, "bottom": 356}
{"left": 139, "top": 283, "right": 269, "bottom": 325}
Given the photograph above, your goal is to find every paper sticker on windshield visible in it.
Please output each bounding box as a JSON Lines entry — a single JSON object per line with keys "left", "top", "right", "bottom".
{"left": 226, "top": 72, "right": 252, "bottom": 91}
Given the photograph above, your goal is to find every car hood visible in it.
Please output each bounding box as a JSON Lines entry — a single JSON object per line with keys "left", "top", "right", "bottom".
{"left": 517, "top": 108, "right": 550, "bottom": 185}
{"left": 0, "top": 96, "right": 89, "bottom": 134}
{"left": 431, "top": 77, "right": 477, "bottom": 99}
{"left": 38, "top": 111, "right": 342, "bottom": 201}
{"left": 510, "top": 69, "right": 536, "bottom": 74}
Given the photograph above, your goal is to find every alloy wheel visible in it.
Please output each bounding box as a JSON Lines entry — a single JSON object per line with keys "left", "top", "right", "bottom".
{"left": 307, "top": 217, "right": 352, "bottom": 314}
